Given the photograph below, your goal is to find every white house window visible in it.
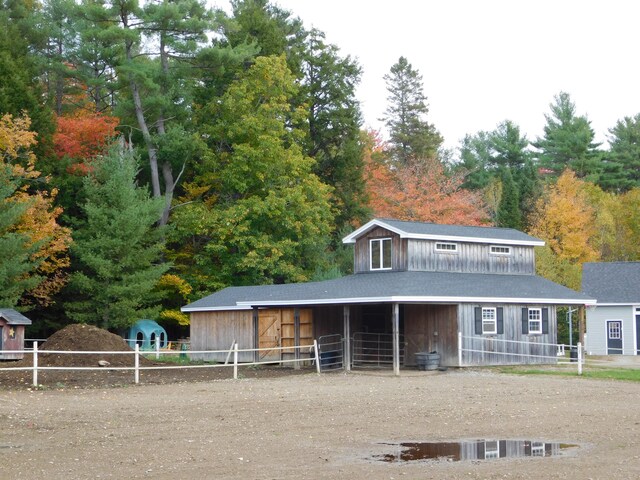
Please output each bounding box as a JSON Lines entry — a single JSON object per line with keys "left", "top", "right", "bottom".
{"left": 484, "top": 440, "right": 499, "bottom": 459}
{"left": 608, "top": 321, "right": 621, "bottom": 339}
{"left": 528, "top": 308, "right": 542, "bottom": 334}
{"left": 482, "top": 308, "right": 497, "bottom": 334}
{"left": 530, "top": 442, "right": 545, "bottom": 457}
{"left": 490, "top": 245, "right": 511, "bottom": 255}
{"left": 435, "top": 242, "right": 458, "bottom": 253}
{"left": 370, "top": 238, "right": 392, "bottom": 270}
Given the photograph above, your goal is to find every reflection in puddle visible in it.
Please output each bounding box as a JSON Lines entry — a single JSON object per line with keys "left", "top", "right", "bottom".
{"left": 375, "top": 440, "right": 578, "bottom": 463}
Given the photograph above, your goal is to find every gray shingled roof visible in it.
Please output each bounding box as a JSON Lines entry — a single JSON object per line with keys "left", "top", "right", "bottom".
{"left": 183, "top": 271, "right": 594, "bottom": 311}
{"left": 342, "top": 218, "right": 544, "bottom": 245}
{"left": 0, "top": 309, "right": 32, "bottom": 325}
{"left": 582, "top": 262, "right": 640, "bottom": 304}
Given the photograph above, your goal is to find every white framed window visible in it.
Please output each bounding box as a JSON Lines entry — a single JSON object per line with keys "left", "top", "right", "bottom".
{"left": 608, "top": 321, "right": 621, "bottom": 340}
{"left": 482, "top": 307, "right": 497, "bottom": 334}
{"left": 528, "top": 308, "right": 542, "bottom": 334}
{"left": 370, "top": 238, "right": 392, "bottom": 270}
{"left": 435, "top": 242, "right": 458, "bottom": 253}
{"left": 490, "top": 245, "right": 511, "bottom": 255}
{"left": 530, "top": 442, "right": 545, "bottom": 457}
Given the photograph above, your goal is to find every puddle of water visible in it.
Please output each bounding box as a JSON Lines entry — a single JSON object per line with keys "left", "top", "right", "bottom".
{"left": 375, "top": 440, "right": 578, "bottom": 463}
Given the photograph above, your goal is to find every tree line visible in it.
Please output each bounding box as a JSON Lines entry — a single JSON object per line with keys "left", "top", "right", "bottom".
{"left": 1, "top": 0, "right": 639, "bottom": 337}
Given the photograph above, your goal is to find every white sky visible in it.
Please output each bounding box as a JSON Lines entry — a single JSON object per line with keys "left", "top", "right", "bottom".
{"left": 216, "top": 0, "right": 640, "bottom": 152}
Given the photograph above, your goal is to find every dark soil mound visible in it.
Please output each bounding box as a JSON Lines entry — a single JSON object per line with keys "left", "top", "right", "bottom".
{"left": 22, "top": 324, "right": 151, "bottom": 368}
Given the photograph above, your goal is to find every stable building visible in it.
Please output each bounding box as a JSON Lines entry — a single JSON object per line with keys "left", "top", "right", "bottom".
{"left": 0, "top": 309, "right": 32, "bottom": 360}
{"left": 583, "top": 262, "right": 640, "bottom": 355}
{"left": 183, "top": 219, "right": 595, "bottom": 371}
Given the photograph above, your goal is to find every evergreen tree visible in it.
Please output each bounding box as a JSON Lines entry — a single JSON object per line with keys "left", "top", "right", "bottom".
{"left": 496, "top": 167, "right": 521, "bottom": 229}
{"left": 456, "top": 131, "right": 493, "bottom": 190}
{"left": 604, "top": 113, "right": 640, "bottom": 191}
{"left": 489, "top": 120, "right": 530, "bottom": 169}
{"left": 66, "top": 144, "right": 168, "bottom": 330}
{"left": 533, "top": 92, "right": 601, "bottom": 178}
{"left": 381, "top": 56, "right": 442, "bottom": 165}
{"left": 514, "top": 159, "right": 543, "bottom": 229}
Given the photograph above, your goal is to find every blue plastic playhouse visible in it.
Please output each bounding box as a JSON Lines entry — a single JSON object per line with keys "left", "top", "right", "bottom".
{"left": 127, "top": 319, "right": 168, "bottom": 350}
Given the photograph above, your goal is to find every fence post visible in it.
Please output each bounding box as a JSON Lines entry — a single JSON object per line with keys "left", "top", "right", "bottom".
{"left": 233, "top": 343, "right": 238, "bottom": 380}
{"left": 314, "top": 339, "right": 321, "bottom": 375}
{"left": 32, "top": 341, "right": 38, "bottom": 387}
{"left": 155, "top": 338, "right": 160, "bottom": 360}
{"left": 577, "top": 342, "right": 583, "bottom": 376}
{"left": 458, "top": 332, "right": 462, "bottom": 367}
{"left": 134, "top": 344, "right": 140, "bottom": 384}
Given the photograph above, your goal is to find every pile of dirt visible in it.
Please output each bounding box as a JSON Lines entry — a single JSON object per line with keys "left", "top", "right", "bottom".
{"left": 28, "top": 324, "right": 151, "bottom": 368}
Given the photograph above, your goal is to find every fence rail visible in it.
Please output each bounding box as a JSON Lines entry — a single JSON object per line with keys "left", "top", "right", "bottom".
{"left": 0, "top": 340, "right": 321, "bottom": 387}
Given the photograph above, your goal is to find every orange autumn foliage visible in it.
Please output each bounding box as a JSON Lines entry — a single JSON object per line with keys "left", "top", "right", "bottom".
{"left": 363, "top": 130, "right": 489, "bottom": 225}
{"left": 54, "top": 112, "right": 119, "bottom": 173}
{"left": 1, "top": 113, "right": 72, "bottom": 306}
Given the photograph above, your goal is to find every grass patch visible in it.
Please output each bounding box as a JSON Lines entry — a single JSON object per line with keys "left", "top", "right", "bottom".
{"left": 496, "top": 365, "right": 640, "bottom": 382}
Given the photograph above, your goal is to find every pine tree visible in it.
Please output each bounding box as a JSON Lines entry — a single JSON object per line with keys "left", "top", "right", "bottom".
{"left": 496, "top": 168, "right": 521, "bottom": 229}
{"left": 66, "top": 144, "right": 169, "bottom": 330}
{"left": 604, "top": 113, "right": 640, "bottom": 191}
{"left": 381, "top": 56, "right": 442, "bottom": 165}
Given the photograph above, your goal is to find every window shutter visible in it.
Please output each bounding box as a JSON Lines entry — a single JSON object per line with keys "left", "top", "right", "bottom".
{"left": 521, "top": 307, "right": 529, "bottom": 334}
{"left": 474, "top": 307, "right": 482, "bottom": 334}
{"left": 497, "top": 307, "right": 504, "bottom": 335}
{"left": 542, "top": 308, "right": 549, "bottom": 334}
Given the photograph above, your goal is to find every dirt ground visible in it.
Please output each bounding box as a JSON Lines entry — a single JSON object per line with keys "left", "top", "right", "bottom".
{"left": 1, "top": 368, "right": 639, "bottom": 480}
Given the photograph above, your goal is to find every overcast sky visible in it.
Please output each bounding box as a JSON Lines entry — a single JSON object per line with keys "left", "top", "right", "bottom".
{"left": 216, "top": 1, "right": 640, "bottom": 151}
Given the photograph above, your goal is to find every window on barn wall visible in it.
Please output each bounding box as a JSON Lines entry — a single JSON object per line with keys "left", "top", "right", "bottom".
{"left": 490, "top": 245, "right": 511, "bottom": 255}
{"left": 482, "top": 308, "right": 497, "bottom": 334}
{"left": 370, "top": 238, "right": 392, "bottom": 270}
{"left": 528, "top": 308, "right": 542, "bottom": 334}
{"left": 435, "top": 242, "right": 458, "bottom": 253}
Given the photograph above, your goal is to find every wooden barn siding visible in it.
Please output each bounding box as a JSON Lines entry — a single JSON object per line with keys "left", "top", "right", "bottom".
{"left": 404, "top": 304, "right": 458, "bottom": 367}
{"left": 190, "top": 310, "right": 254, "bottom": 362}
{"left": 458, "top": 304, "right": 557, "bottom": 366}
{"left": 407, "top": 240, "right": 535, "bottom": 275}
{"left": 353, "top": 227, "right": 407, "bottom": 273}
{"left": 0, "top": 321, "right": 26, "bottom": 360}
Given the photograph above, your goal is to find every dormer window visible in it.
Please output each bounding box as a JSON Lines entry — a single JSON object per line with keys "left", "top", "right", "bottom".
{"left": 435, "top": 242, "right": 458, "bottom": 253}
{"left": 370, "top": 238, "right": 392, "bottom": 270}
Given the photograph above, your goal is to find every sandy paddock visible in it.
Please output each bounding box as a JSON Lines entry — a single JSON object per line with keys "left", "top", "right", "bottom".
{"left": 1, "top": 369, "right": 639, "bottom": 479}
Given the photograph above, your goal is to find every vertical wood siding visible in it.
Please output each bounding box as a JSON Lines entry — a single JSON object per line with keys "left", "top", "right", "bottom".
{"left": 407, "top": 240, "right": 535, "bottom": 274}
{"left": 0, "top": 321, "right": 26, "bottom": 360}
{"left": 353, "top": 227, "right": 408, "bottom": 273}
{"left": 404, "top": 304, "right": 458, "bottom": 367}
{"left": 190, "top": 310, "right": 254, "bottom": 362}
{"left": 458, "top": 304, "right": 557, "bottom": 366}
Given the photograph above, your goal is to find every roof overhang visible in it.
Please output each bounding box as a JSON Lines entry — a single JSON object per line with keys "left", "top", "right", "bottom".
{"left": 342, "top": 219, "right": 545, "bottom": 247}
{"left": 181, "top": 296, "right": 595, "bottom": 311}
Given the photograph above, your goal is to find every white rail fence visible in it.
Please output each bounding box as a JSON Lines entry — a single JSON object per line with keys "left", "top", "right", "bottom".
{"left": 458, "top": 332, "right": 585, "bottom": 374}
{"left": 1, "top": 340, "right": 321, "bottom": 387}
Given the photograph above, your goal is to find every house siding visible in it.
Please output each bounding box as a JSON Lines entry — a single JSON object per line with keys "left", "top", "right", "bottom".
{"left": 407, "top": 240, "right": 535, "bottom": 275}
{"left": 586, "top": 305, "right": 636, "bottom": 355}
{"left": 458, "top": 304, "right": 557, "bottom": 366}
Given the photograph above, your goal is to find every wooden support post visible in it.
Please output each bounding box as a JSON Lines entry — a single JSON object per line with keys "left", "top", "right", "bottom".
{"left": 577, "top": 341, "right": 583, "bottom": 375}
{"left": 314, "top": 339, "right": 321, "bottom": 375}
{"left": 294, "top": 308, "right": 301, "bottom": 370}
{"left": 392, "top": 303, "right": 400, "bottom": 376}
{"left": 458, "top": 331, "right": 463, "bottom": 367}
{"left": 343, "top": 306, "right": 351, "bottom": 371}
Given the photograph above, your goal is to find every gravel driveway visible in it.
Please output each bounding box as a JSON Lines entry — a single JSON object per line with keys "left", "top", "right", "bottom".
{"left": 1, "top": 369, "right": 639, "bottom": 479}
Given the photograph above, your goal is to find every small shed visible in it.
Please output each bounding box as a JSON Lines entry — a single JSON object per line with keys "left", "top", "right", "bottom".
{"left": 127, "top": 319, "right": 168, "bottom": 350}
{"left": 0, "top": 309, "right": 32, "bottom": 360}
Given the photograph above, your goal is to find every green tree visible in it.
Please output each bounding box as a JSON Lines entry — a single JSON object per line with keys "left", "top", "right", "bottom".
{"left": 603, "top": 113, "right": 640, "bottom": 192}
{"left": 533, "top": 92, "right": 601, "bottom": 179}
{"left": 496, "top": 167, "right": 521, "bottom": 229}
{"left": 299, "top": 29, "right": 368, "bottom": 232}
{"left": 381, "top": 56, "right": 442, "bottom": 165}
{"left": 490, "top": 120, "right": 530, "bottom": 169}
{"left": 173, "top": 55, "right": 334, "bottom": 294}
{"left": 456, "top": 131, "right": 493, "bottom": 190}
{"left": 66, "top": 144, "right": 168, "bottom": 330}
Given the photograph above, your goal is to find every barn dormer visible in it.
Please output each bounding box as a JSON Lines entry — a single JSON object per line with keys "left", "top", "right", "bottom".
{"left": 342, "top": 218, "right": 545, "bottom": 275}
